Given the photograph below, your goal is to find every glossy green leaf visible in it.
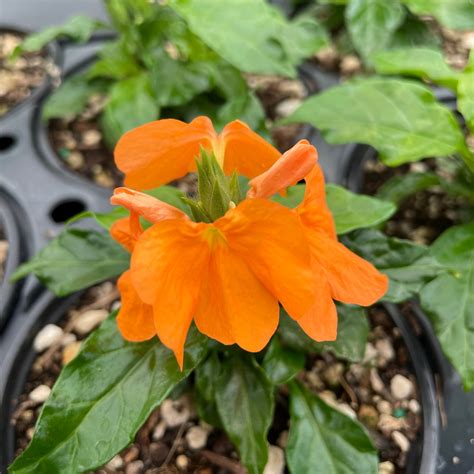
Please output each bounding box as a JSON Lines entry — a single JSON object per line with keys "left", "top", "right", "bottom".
{"left": 43, "top": 75, "right": 105, "bottom": 121}
{"left": 169, "top": 0, "right": 326, "bottom": 77}
{"left": 9, "top": 316, "right": 208, "bottom": 473}
{"left": 273, "top": 184, "right": 395, "bottom": 234}
{"left": 373, "top": 47, "right": 459, "bottom": 90}
{"left": 215, "top": 353, "right": 274, "bottom": 474}
{"left": 263, "top": 337, "right": 305, "bottom": 385}
{"left": 13, "top": 15, "right": 105, "bottom": 57}
{"left": 100, "top": 73, "right": 159, "bottom": 148}
{"left": 344, "top": 229, "right": 443, "bottom": 302}
{"left": 11, "top": 229, "right": 129, "bottom": 296}
{"left": 284, "top": 77, "right": 465, "bottom": 166}
{"left": 376, "top": 171, "right": 441, "bottom": 204}
{"left": 458, "top": 50, "right": 474, "bottom": 133}
{"left": 279, "top": 305, "right": 369, "bottom": 363}
{"left": 345, "top": 0, "right": 405, "bottom": 61}
{"left": 402, "top": 0, "right": 474, "bottom": 30}
{"left": 286, "top": 381, "right": 378, "bottom": 474}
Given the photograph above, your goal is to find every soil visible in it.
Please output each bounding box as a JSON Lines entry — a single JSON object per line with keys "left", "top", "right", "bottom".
{"left": 12, "top": 283, "right": 421, "bottom": 473}
{"left": 0, "top": 31, "right": 56, "bottom": 117}
{"left": 47, "top": 75, "right": 307, "bottom": 189}
{"left": 0, "top": 223, "right": 8, "bottom": 282}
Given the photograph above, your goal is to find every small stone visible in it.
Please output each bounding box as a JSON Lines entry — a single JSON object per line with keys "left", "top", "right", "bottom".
{"left": 29, "top": 384, "right": 51, "bottom": 403}
{"left": 61, "top": 333, "right": 77, "bottom": 346}
{"left": 123, "top": 445, "right": 140, "bottom": 463}
{"left": 452, "top": 456, "right": 460, "bottom": 464}
{"left": 340, "top": 54, "right": 361, "bottom": 75}
{"left": 370, "top": 369, "right": 385, "bottom": 394}
{"left": 82, "top": 129, "right": 102, "bottom": 147}
{"left": 161, "top": 396, "right": 192, "bottom": 428}
{"left": 378, "top": 460, "right": 395, "bottom": 474}
{"left": 26, "top": 427, "right": 35, "bottom": 440}
{"left": 322, "top": 363, "right": 344, "bottom": 387}
{"left": 125, "top": 460, "right": 144, "bottom": 474}
{"left": 316, "top": 46, "right": 339, "bottom": 68}
{"left": 186, "top": 425, "right": 209, "bottom": 450}
{"left": 306, "top": 370, "right": 324, "bottom": 390}
{"left": 359, "top": 405, "right": 379, "bottom": 429}
{"left": 263, "top": 445, "right": 285, "bottom": 474}
{"left": 94, "top": 172, "right": 115, "bottom": 188}
{"left": 67, "top": 151, "right": 84, "bottom": 170}
{"left": 150, "top": 442, "right": 168, "bottom": 464}
{"left": 33, "top": 324, "right": 63, "bottom": 352}
{"left": 277, "top": 430, "right": 288, "bottom": 449}
{"left": 62, "top": 341, "right": 81, "bottom": 365}
{"left": 176, "top": 454, "right": 189, "bottom": 469}
{"left": 390, "top": 375, "right": 414, "bottom": 400}
{"left": 461, "top": 31, "right": 474, "bottom": 50}
{"left": 105, "top": 455, "right": 124, "bottom": 470}
{"left": 408, "top": 399, "right": 421, "bottom": 414}
{"left": 375, "top": 339, "right": 395, "bottom": 364}
{"left": 392, "top": 430, "right": 410, "bottom": 452}
{"left": 363, "top": 343, "right": 378, "bottom": 364}
{"left": 378, "top": 414, "right": 405, "bottom": 435}
{"left": 377, "top": 400, "right": 392, "bottom": 415}
{"left": 275, "top": 98, "right": 302, "bottom": 118}
{"left": 152, "top": 420, "right": 167, "bottom": 441}
{"left": 392, "top": 407, "right": 406, "bottom": 419}
{"left": 73, "top": 309, "right": 108, "bottom": 335}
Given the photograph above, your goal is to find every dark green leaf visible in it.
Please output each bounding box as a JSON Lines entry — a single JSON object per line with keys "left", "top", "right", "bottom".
{"left": 344, "top": 229, "right": 443, "bottom": 302}
{"left": 284, "top": 78, "right": 465, "bottom": 166}
{"left": 11, "top": 229, "right": 129, "bottom": 296}
{"left": 279, "top": 305, "right": 369, "bottom": 363}
{"left": 100, "top": 73, "right": 159, "bottom": 148}
{"left": 345, "top": 0, "right": 405, "bottom": 61}
{"left": 286, "top": 381, "right": 378, "bottom": 474}
{"left": 391, "top": 14, "right": 441, "bottom": 49}
{"left": 262, "top": 337, "right": 305, "bottom": 385}
{"left": 373, "top": 47, "right": 459, "bottom": 90}
{"left": 9, "top": 316, "right": 208, "bottom": 473}
{"left": 458, "top": 50, "right": 474, "bottom": 134}
{"left": 67, "top": 208, "right": 129, "bottom": 230}
{"left": 215, "top": 353, "right": 274, "bottom": 474}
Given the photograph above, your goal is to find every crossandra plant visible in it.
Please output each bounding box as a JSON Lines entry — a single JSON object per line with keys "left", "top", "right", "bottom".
{"left": 283, "top": 45, "right": 474, "bottom": 390}
{"left": 13, "top": 0, "right": 328, "bottom": 147}
{"left": 10, "top": 117, "right": 410, "bottom": 473}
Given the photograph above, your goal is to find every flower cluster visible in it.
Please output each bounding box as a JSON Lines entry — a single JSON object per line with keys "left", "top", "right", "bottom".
{"left": 110, "top": 116, "right": 388, "bottom": 368}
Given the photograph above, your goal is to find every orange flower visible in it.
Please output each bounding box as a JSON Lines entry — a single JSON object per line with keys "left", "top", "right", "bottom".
{"left": 248, "top": 141, "right": 389, "bottom": 341}
{"left": 115, "top": 116, "right": 281, "bottom": 190}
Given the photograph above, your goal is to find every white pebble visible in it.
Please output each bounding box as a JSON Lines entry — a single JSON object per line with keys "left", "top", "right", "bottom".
{"left": 176, "top": 454, "right": 189, "bottom": 469}
{"left": 105, "top": 455, "right": 124, "bottom": 470}
{"left": 375, "top": 339, "right": 395, "bottom": 363}
{"left": 125, "top": 460, "right": 143, "bottom": 474}
{"left": 161, "top": 396, "right": 191, "bottom": 428}
{"left": 378, "top": 460, "right": 395, "bottom": 474}
{"left": 29, "top": 384, "right": 51, "bottom": 403}
{"left": 275, "top": 98, "right": 302, "bottom": 118}
{"left": 370, "top": 369, "right": 385, "bottom": 394}
{"left": 408, "top": 399, "right": 421, "bottom": 414}
{"left": 186, "top": 425, "right": 209, "bottom": 450}
{"left": 263, "top": 445, "right": 285, "bottom": 474}
{"left": 392, "top": 430, "right": 410, "bottom": 452}
{"left": 152, "top": 420, "right": 167, "bottom": 441}
{"left": 363, "top": 343, "right": 378, "bottom": 364}
{"left": 377, "top": 400, "right": 392, "bottom": 415}
{"left": 33, "top": 324, "right": 63, "bottom": 352}
{"left": 390, "top": 375, "right": 414, "bottom": 400}
{"left": 61, "top": 332, "right": 77, "bottom": 346}
{"left": 73, "top": 309, "right": 108, "bottom": 335}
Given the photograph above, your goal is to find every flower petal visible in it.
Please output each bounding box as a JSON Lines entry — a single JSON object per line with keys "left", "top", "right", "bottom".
{"left": 305, "top": 229, "right": 389, "bottom": 306}
{"left": 115, "top": 116, "right": 216, "bottom": 189}
{"left": 247, "top": 140, "right": 317, "bottom": 199}
{"left": 110, "top": 215, "right": 142, "bottom": 252}
{"left": 195, "top": 242, "right": 279, "bottom": 351}
{"left": 131, "top": 220, "right": 211, "bottom": 368}
{"left": 217, "top": 198, "right": 315, "bottom": 319}
{"left": 116, "top": 271, "right": 155, "bottom": 341}
{"left": 111, "top": 187, "right": 188, "bottom": 223}
{"left": 220, "top": 120, "right": 281, "bottom": 178}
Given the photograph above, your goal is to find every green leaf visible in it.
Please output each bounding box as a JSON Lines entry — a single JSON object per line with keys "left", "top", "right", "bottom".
{"left": 13, "top": 16, "right": 105, "bottom": 57}
{"left": 345, "top": 0, "right": 405, "bottom": 61}
{"left": 284, "top": 77, "right": 465, "bottom": 166}
{"left": 458, "top": 50, "right": 474, "bottom": 134}
{"left": 42, "top": 76, "right": 105, "bottom": 121}
{"left": 145, "top": 186, "right": 191, "bottom": 215}
{"left": 279, "top": 305, "right": 369, "bottom": 363}
{"left": 376, "top": 171, "right": 441, "bottom": 204}
{"left": 263, "top": 337, "right": 305, "bottom": 385}
{"left": 169, "top": 0, "right": 325, "bottom": 77}
{"left": 215, "top": 353, "right": 274, "bottom": 474}
{"left": 286, "top": 381, "right": 378, "bottom": 474}
{"left": 11, "top": 229, "right": 129, "bottom": 296}
{"left": 390, "top": 14, "right": 441, "bottom": 49}
{"left": 344, "top": 229, "right": 443, "bottom": 302}
{"left": 100, "top": 73, "right": 159, "bottom": 148}
{"left": 402, "top": 0, "right": 474, "bottom": 30}
{"left": 9, "top": 316, "right": 208, "bottom": 473}
{"left": 373, "top": 47, "right": 460, "bottom": 90}
{"left": 419, "top": 223, "right": 474, "bottom": 390}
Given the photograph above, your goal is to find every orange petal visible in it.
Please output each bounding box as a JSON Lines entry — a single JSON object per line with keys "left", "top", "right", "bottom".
{"left": 247, "top": 140, "right": 317, "bottom": 199}
{"left": 115, "top": 116, "right": 217, "bottom": 189}
{"left": 111, "top": 187, "right": 188, "bottom": 223}
{"left": 216, "top": 198, "right": 315, "bottom": 320}
{"left": 110, "top": 215, "right": 142, "bottom": 252}
{"left": 195, "top": 240, "right": 279, "bottom": 351}
{"left": 116, "top": 271, "right": 155, "bottom": 341}
{"left": 130, "top": 220, "right": 211, "bottom": 368}
{"left": 296, "top": 265, "right": 337, "bottom": 341}
{"left": 220, "top": 120, "right": 281, "bottom": 178}
{"left": 305, "top": 229, "right": 389, "bottom": 306}
{"left": 297, "top": 164, "right": 337, "bottom": 239}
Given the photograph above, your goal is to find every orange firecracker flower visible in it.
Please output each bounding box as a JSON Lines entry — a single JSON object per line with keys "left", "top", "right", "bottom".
{"left": 110, "top": 119, "right": 388, "bottom": 368}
